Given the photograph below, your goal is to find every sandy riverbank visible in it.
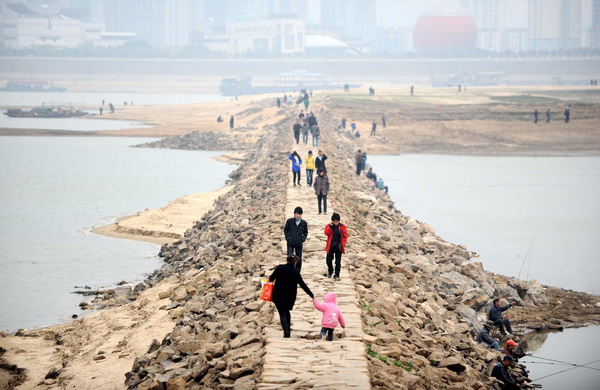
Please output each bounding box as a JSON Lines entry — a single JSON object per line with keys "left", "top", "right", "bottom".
{"left": 91, "top": 185, "right": 234, "bottom": 245}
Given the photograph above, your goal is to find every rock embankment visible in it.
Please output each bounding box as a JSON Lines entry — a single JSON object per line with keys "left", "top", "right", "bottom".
{"left": 135, "top": 130, "right": 249, "bottom": 151}
{"left": 121, "top": 101, "right": 599, "bottom": 389}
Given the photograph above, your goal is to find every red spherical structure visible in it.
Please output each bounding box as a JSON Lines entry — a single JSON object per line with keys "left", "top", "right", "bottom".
{"left": 413, "top": 13, "right": 478, "bottom": 50}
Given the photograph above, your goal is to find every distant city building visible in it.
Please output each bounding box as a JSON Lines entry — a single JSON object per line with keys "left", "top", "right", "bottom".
{"left": 320, "top": 0, "right": 376, "bottom": 44}
{"left": 0, "top": 1, "right": 105, "bottom": 49}
{"left": 528, "top": 0, "right": 582, "bottom": 51}
{"left": 204, "top": 18, "right": 305, "bottom": 55}
{"left": 591, "top": 0, "right": 600, "bottom": 48}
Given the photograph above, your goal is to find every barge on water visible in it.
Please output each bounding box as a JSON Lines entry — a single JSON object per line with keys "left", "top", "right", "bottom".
{"left": 5, "top": 105, "right": 87, "bottom": 118}
{"left": 220, "top": 71, "right": 358, "bottom": 96}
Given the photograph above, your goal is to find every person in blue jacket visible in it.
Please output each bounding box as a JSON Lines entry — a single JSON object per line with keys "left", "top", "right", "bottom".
{"left": 289, "top": 151, "right": 302, "bottom": 186}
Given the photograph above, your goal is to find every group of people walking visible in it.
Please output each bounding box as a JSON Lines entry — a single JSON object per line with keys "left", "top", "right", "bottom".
{"left": 293, "top": 110, "right": 320, "bottom": 147}
{"left": 533, "top": 106, "right": 571, "bottom": 123}
{"left": 272, "top": 208, "right": 348, "bottom": 339}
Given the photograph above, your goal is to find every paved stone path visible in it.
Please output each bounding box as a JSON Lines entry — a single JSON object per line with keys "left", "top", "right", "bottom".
{"left": 258, "top": 139, "right": 371, "bottom": 389}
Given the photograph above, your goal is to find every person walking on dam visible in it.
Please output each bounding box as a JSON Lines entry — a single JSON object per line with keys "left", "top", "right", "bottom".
{"left": 293, "top": 120, "right": 301, "bottom": 144}
{"left": 324, "top": 213, "right": 348, "bottom": 279}
{"left": 288, "top": 151, "right": 302, "bottom": 186}
{"left": 355, "top": 150, "right": 363, "bottom": 175}
{"left": 269, "top": 255, "right": 314, "bottom": 338}
{"left": 315, "top": 150, "right": 328, "bottom": 173}
{"left": 230, "top": 115, "right": 235, "bottom": 129}
{"left": 283, "top": 207, "right": 308, "bottom": 271}
{"left": 313, "top": 292, "right": 346, "bottom": 341}
{"left": 305, "top": 150, "right": 315, "bottom": 186}
{"left": 313, "top": 168, "right": 330, "bottom": 215}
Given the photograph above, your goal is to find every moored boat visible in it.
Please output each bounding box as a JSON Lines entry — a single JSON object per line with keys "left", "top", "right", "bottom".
{"left": 5, "top": 105, "right": 87, "bottom": 118}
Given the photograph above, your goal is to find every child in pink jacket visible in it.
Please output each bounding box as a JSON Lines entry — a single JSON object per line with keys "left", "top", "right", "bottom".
{"left": 313, "top": 292, "right": 346, "bottom": 341}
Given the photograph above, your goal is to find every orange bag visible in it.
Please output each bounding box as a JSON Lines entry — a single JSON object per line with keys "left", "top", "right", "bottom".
{"left": 260, "top": 279, "right": 274, "bottom": 302}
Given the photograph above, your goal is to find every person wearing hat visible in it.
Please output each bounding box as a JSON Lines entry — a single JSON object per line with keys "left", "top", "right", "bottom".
{"left": 503, "top": 339, "right": 523, "bottom": 362}
{"left": 491, "top": 355, "right": 522, "bottom": 389}
{"left": 476, "top": 320, "right": 502, "bottom": 351}
{"left": 283, "top": 207, "right": 308, "bottom": 272}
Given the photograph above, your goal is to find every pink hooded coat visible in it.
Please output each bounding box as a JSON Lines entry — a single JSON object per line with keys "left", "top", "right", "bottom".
{"left": 313, "top": 292, "right": 346, "bottom": 329}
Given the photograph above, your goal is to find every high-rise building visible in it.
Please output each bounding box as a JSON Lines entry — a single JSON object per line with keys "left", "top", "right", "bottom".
{"left": 320, "top": 0, "right": 376, "bottom": 42}
{"left": 591, "top": 0, "right": 600, "bottom": 48}
{"left": 103, "top": 0, "right": 192, "bottom": 47}
{"left": 528, "top": 0, "right": 582, "bottom": 50}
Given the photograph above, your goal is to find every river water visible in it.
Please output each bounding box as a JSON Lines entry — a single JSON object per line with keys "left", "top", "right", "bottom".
{"left": 369, "top": 154, "right": 600, "bottom": 388}
{"left": 0, "top": 136, "right": 235, "bottom": 332}
{"left": 368, "top": 154, "right": 600, "bottom": 294}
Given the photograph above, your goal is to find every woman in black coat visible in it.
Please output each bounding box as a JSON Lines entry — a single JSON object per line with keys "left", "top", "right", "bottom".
{"left": 269, "top": 255, "right": 314, "bottom": 338}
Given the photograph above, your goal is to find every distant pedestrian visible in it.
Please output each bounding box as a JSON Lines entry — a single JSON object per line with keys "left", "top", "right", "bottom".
{"left": 313, "top": 292, "right": 346, "bottom": 341}
{"left": 299, "top": 110, "right": 305, "bottom": 119}
{"left": 361, "top": 152, "right": 367, "bottom": 172}
{"left": 313, "top": 168, "right": 330, "bottom": 215}
{"left": 288, "top": 151, "right": 302, "bottom": 186}
{"left": 310, "top": 124, "right": 320, "bottom": 147}
{"left": 354, "top": 130, "right": 361, "bottom": 138}
{"left": 315, "top": 150, "right": 328, "bottom": 173}
{"left": 476, "top": 320, "right": 502, "bottom": 351}
{"left": 366, "top": 167, "right": 377, "bottom": 183}
{"left": 341, "top": 118, "right": 347, "bottom": 129}
{"left": 269, "top": 255, "right": 314, "bottom": 338}
{"left": 375, "top": 178, "right": 388, "bottom": 193}
{"left": 293, "top": 120, "right": 301, "bottom": 144}
{"left": 564, "top": 105, "right": 571, "bottom": 123}
{"left": 344, "top": 84, "right": 349, "bottom": 92}
{"left": 545, "top": 109, "right": 551, "bottom": 123}
{"left": 324, "top": 213, "right": 348, "bottom": 279}
{"left": 410, "top": 85, "right": 414, "bottom": 96}
{"left": 102, "top": 99, "right": 105, "bottom": 106}
{"left": 283, "top": 207, "right": 308, "bottom": 271}
{"left": 350, "top": 120, "right": 357, "bottom": 131}
{"left": 381, "top": 115, "right": 386, "bottom": 128}
{"left": 230, "top": 115, "right": 235, "bottom": 129}
{"left": 458, "top": 84, "right": 462, "bottom": 93}
{"left": 276, "top": 97, "right": 281, "bottom": 108}
{"left": 99, "top": 106, "right": 103, "bottom": 115}
{"left": 302, "top": 121, "right": 310, "bottom": 145}
{"left": 533, "top": 109, "right": 539, "bottom": 123}
{"left": 109, "top": 103, "right": 115, "bottom": 113}
{"left": 370, "top": 120, "right": 377, "bottom": 136}
{"left": 305, "top": 150, "right": 315, "bottom": 186}
{"left": 355, "top": 150, "right": 363, "bottom": 175}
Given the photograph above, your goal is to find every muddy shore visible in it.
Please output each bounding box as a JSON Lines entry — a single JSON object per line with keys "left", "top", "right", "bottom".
{"left": 1, "top": 86, "right": 599, "bottom": 389}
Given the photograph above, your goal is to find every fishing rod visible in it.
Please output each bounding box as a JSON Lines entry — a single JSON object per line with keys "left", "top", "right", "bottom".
{"left": 517, "top": 235, "right": 534, "bottom": 280}
{"left": 531, "top": 358, "right": 600, "bottom": 381}
{"left": 526, "top": 354, "right": 600, "bottom": 371}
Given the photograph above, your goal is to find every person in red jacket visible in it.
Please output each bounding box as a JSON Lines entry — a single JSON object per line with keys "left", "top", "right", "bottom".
{"left": 324, "top": 213, "right": 348, "bottom": 279}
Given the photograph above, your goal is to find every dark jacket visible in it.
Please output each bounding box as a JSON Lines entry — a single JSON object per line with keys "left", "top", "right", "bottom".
{"left": 313, "top": 173, "right": 330, "bottom": 196}
{"left": 325, "top": 223, "right": 348, "bottom": 254}
{"left": 284, "top": 218, "right": 308, "bottom": 246}
{"left": 269, "top": 263, "right": 313, "bottom": 310}
{"left": 308, "top": 115, "right": 317, "bottom": 126}
{"left": 476, "top": 327, "right": 495, "bottom": 345}
{"left": 489, "top": 304, "right": 511, "bottom": 322}
{"left": 315, "top": 154, "right": 327, "bottom": 172}
{"left": 491, "top": 363, "right": 518, "bottom": 387}
{"left": 293, "top": 123, "right": 301, "bottom": 134}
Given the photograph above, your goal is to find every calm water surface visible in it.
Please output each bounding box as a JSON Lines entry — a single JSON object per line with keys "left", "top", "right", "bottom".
{"left": 0, "top": 136, "right": 235, "bottom": 332}
{"left": 369, "top": 154, "right": 600, "bottom": 294}
{"left": 521, "top": 326, "right": 600, "bottom": 390}
{"left": 0, "top": 114, "right": 151, "bottom": 131}
{"left": 369, "top": 154, "right": 600, "bottom": 389}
